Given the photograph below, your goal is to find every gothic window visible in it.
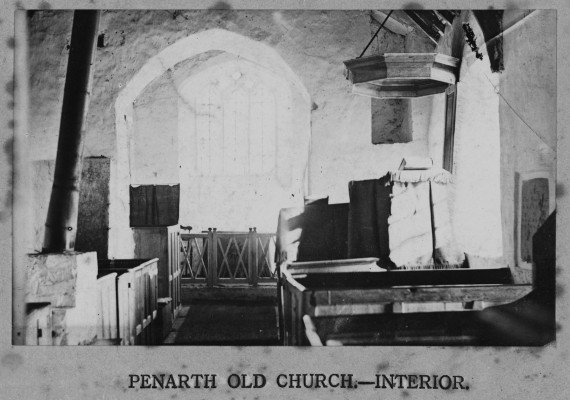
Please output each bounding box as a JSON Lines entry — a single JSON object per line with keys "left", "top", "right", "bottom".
{"left": 191, "top": 72, "right": 277, "bottom": 177}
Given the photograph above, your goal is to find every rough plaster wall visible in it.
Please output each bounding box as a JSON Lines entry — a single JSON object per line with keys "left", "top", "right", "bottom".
{"left": 371, "top": 99, "right": 412, "bottom": 144}
{"left": 32, "top": 160, "right": 54, "bottom": 252}
{"left": 368, "top": 25, "right": 412, "bottom": 145}
{"left": 27, "top": 11, "right": 72, "bottom": 162}
{"left": 28, "top": 10, "right": 435, "bottom": 209}
{"left": 75, "top": 157, "right": 110, "bottom": 257}
{"left": 430, "top": 12, "right": 503, "bottom": 264}
{"left": 409, "top": 96, "right": 433, "bottom": 149}
{"left": 32, "top": 158, "right": 110, "bottom": 256}
{"left": 499, "top": 10, "right": 557, "bottom": 277}
{"left": 433, "top": 11, "right": 556, "bottom": 275}
{"left": 132, "top": 72, "right": 179, "bottom": 185}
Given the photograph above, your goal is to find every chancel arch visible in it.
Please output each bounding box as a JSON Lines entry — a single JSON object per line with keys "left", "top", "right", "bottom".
{"left": 112, "top": 29, "right": 311, "bottom": 257}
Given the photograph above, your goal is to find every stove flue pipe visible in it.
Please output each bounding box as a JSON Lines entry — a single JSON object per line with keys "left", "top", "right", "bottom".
{"left": 43, "top": 10, "right": 100, "bottom": 252}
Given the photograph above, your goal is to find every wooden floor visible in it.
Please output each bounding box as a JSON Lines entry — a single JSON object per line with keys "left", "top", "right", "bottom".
{"left": 164, "top": 284, "right": 280, "bottom": 345}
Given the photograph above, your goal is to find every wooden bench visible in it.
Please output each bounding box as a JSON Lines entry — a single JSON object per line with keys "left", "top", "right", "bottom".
{"left": 282, "top": 263, "right": 532, "bottom": 346}
{"left": 97, "top": 258, "right": 159, "bottom": 345}
{"left": 95, "top": 272, "right": 119, "bottom": 344}
{"left": 133, "top": 226, "right": 182, "bottom": 320}
{"left": 303, "top": 293, "right": 554, "bottom": 346}
{"left": 302, "top": 312, "right": 481, "bottom": 346}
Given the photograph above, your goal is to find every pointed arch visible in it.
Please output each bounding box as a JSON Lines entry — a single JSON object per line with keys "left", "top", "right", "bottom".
{"left": 110, "top": 29, "right": 311, "bottom": 257}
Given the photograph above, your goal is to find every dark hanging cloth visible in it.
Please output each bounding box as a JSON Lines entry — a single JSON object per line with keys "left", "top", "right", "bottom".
{"left": 275, "top": 203, "right": 349, "bottom": 264}
{"left": 129, "top": 184, "right": 180, "bottom": 227}
{"left": 297, "top": 204, "right": 349, "bottom": 262}
{"left": 473, "top": 10, "right": 504, "bottom": 73}
{"left": 347, "top": 177, "right": 393, "bottom": 266}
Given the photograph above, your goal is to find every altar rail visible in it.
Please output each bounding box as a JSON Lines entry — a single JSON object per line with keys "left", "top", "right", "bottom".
{"left": 180, "top": 229, "right": 277, "bottom": 287}
{"left": 97, "top": 258, "right": 159, "bottom": 345}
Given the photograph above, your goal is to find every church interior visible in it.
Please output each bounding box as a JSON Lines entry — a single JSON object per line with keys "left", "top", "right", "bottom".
{"left": 13, "top": 8, "right": 557, "bottom": 346}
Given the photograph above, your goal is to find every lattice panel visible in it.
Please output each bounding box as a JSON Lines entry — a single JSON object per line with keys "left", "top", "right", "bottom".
{"left": 256, "top": 235, "right": 277, "bottom": 279}
{"left": 217, "top": 236, "right": 249, "bottom": 280}
{"left": 180, "top": 232, "right": 277, "bottom": 286}
{"left": 180, "top": 236, "right": 209, "bottom": 279}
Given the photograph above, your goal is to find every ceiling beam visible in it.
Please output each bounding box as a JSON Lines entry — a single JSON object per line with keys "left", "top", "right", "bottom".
{"left": 436, "top": 10, "right": 460, "bottom": 25}
{"left": 404, "top": 11, "right": 441, "bottom": 43}
{"left": 371, "top": 10, "right": 414, "bottom": 36}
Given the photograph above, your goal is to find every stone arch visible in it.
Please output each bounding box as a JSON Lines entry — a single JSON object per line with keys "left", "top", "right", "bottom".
{"left": 110, "top": 29, "right": 311, "bottom": 257}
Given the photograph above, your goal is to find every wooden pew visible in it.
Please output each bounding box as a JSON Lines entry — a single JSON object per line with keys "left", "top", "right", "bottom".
{"left": 303, "top": 312, "right": 478, "bottom": 346}
{"left": 296, "top": 212, "right": 556, "bottom": 347}
{"left": 133, "top": 226, "right": 182, "bottom": 319}
{"left": 282, "top": 263, "right": 532, "bottom": 345}
{"left": 95, "top": 272, "right": 119, "bottom": 344}
{"left": 303, "top": 295, "right": 554, "bottom": 346}
{"left": 97, "top": 258, "right": 159, "bottom": 345}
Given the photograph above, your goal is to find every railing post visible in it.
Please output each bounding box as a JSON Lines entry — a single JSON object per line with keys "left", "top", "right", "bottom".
{"left": 252, "top": 227, "right": 259, "bottom": 287}
{"left": 208, "top": 228, "right": 218, "bottom": 287}
{"left": 207, "top": 228, "right": 213, "bottom": 287}
{"left": 213, "top": 228, "right": 219, "bottom": 285}
{"left": 246, "top": 228, "right": 254, "bottom": 286}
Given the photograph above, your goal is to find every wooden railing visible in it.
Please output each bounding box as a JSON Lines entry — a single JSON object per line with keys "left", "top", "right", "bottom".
{"left": 132, "top": 225, "right": 182, "bottom": 320}
{"left": 167, "top": 226, "right": 181, "bottom": 319}
{"left": 97, "top": 258, "right": 159, "bottom": 345}
{"left": 180, "top": 228, "right": 277, "bottom": 287}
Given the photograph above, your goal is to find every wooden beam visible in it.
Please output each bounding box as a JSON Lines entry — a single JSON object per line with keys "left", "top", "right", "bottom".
{"left": 443, "top": 84, "right": 457, "bottom": 172}
{"left": 371, "top": 10, "right": 414, "bottom": 36}
{"left": 422, "top": 10, "right": 447, "bottom": 35}
{"left": 404, "top": 11, "right": 440, "bottom": 43}
{"left": 437, "top": 10, "right": 460, "bottom": 25}
{"left": 43, "top": 11, "right": 101, "bottom": 252}
{"left": 353, "top": 82, "right": 447, "bottom": 98}
{"left": 313, "top": 284, "right": 532, "bottom": 305}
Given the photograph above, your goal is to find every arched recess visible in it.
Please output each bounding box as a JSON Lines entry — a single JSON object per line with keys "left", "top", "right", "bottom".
{"left": 177, "top": 57, "right": 305, "bottom": 232}
{"left": 110, "top": 29, "right": 311, "bottom": 258}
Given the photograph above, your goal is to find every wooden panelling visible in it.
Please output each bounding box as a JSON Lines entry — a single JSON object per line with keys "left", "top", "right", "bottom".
{"left": 344, "top": 53, "right": 459, "bottom": 99}
{"left": 98, "top": 258, "right": 159, "bottom": 345}
{"left": 96, "top": 272, "right": 118, "bottom": 341}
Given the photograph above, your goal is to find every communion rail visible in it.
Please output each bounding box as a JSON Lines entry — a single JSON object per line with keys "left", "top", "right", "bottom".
{"left": 179, "top": 229, "right": 277, "bottom": 287}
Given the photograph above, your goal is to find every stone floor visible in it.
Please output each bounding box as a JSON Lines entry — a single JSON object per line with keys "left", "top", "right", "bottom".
{"left": 164, "top": 284, "right": 281, "bottom": 345}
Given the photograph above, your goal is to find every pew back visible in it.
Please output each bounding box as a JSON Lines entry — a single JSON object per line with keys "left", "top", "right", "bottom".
{"left": 96, "top": 272, "right": 118, "bottom": 342}
{"left": 98, "top": 258, "right": 159, "bottom": 345}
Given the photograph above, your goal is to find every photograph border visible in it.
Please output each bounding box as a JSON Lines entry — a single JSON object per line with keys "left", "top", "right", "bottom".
{"left": 1, "top": 1, "right": 568, "bottom": 399}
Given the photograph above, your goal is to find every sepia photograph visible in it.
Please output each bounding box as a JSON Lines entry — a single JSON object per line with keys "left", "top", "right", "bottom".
{"left": 1, "top": 1, "right": 568, "bottom": 399}
{"left": 14, "top": 7, "right": 556, "bottom": 347}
